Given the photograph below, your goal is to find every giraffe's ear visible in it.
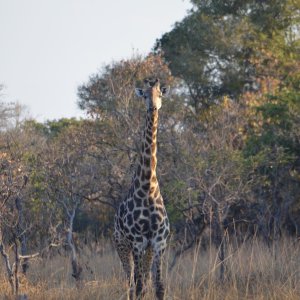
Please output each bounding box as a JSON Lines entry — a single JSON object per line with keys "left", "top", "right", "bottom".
{"left": 161, "top": 86, "right": 170, "bottom": 96}
{"left": 135, "top": 88, "right": 144, "bottom": 97}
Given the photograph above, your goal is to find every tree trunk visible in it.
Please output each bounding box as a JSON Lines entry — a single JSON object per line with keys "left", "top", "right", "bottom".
{"left": 211, "top": 204, "right": 226, "bottom": 282}
{"left": 15, "top": 196, "right": 29, "bottom": 274}
{"left": 0, "top": 228, "right": 16, "bottom": 294}
{"left": 66, "top": 205, "right": 83, "bottom": 285}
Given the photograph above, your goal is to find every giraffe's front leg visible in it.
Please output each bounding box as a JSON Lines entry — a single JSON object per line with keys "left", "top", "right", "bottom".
{"left": 114, "top": 238, "right": 134, "bottom": 300}
{"left": 142, "top": 246, "right": 153, "bottom": 287}
{"left": 133, "top": 246, "right": 146, "bottom": 300}
{"left": 152, "top": 249, "right": 166, "bottom": 300}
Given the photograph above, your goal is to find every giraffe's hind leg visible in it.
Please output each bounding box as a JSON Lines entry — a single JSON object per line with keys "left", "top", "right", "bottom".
{"left": 115, "top": 239, "right": 134, "bottom": 300}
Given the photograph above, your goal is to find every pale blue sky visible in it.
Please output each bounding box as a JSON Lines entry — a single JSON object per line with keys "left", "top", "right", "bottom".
{"left": 0, "top": 0, "right": 191, "bottom": 121}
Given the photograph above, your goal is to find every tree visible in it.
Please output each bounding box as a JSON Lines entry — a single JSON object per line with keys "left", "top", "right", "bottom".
{"left": 155, "top": 4, "right": 248, "bottom": 112}
{"left": 0, "top": 127, "right": 33, "bottom": 296}
{"left": 0, "top": 87, "right": 27, "bottom": 131}
{"left": 155, "top": 0, "right": 300, "bottom": 112}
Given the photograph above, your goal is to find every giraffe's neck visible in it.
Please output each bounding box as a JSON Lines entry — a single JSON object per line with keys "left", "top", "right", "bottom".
{"left": 134, "top": 109, "right": 159, "bottom": 195}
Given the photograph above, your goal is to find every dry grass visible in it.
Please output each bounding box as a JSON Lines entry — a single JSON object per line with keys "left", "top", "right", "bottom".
{"left": 1, "top": 237, "right": 300, "bottom": 299}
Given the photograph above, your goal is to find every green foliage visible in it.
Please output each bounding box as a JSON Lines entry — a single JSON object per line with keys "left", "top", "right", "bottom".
{"left": 156, "top": 0, "right": 300, "bottom": 114}
{"left": 155, "top": 10, "right": 247, "bottom": 110}
{"left": 24, "top": 118, "right": 84, "bottom": 138}
{"left": 163, "top": 179, "right": 192, "bottom": 223}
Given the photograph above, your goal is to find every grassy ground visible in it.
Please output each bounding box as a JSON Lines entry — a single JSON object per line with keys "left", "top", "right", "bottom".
{"left": 1, "top": 237, "right": 300, "bottom": 299}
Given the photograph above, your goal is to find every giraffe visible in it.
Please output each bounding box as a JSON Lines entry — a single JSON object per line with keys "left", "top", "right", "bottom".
{"left": 114, "top": 78, "right": 170, "bottom": 300}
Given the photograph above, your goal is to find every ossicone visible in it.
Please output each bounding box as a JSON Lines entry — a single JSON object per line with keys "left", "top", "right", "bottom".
{"left": 144, "top": 78, "right": 160, "bottom": 87}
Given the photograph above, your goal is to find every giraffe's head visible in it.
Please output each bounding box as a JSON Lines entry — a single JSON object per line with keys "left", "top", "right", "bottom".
{"left": 135, "top": 78, "right": 169, "bottom": 112}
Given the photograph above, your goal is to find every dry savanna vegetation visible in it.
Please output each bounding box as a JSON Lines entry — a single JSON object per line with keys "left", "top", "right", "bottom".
{"left": 1, "top": 0, "right": 300, "bottom": 299}
{"left": 1, "top": 238, "right": 300, "bottom": 299}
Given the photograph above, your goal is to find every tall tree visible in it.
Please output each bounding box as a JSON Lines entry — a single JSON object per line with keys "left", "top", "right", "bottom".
{"left": 155, "top": 0, "right": 300, "bottom": 111}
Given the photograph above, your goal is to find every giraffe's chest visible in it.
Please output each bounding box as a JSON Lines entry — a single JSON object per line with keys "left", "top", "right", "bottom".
{"left": 116, "top": 194, "right": 169, "bottom": 242}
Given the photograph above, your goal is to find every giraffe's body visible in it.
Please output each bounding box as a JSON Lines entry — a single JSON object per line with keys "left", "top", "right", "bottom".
{"left": 114, "top": 79, "right": 169, "bottom": 300}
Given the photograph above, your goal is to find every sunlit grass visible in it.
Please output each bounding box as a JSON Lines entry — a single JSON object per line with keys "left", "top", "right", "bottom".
{"left": 1, "top": 237, "right": 300, "bottom": 299}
